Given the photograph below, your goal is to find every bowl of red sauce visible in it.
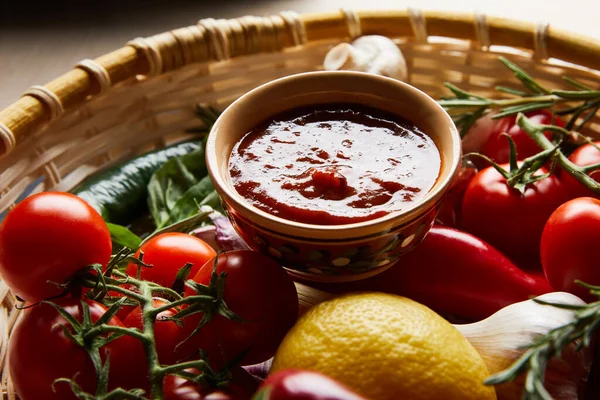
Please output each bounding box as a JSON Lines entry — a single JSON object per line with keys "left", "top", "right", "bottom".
{"left": 206, "top": 71, "right": 460, "bottom": 282}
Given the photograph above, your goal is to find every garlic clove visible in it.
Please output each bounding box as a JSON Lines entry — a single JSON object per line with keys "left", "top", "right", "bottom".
{"left": 323, "top": 35, "right": 408, "bottom": 81}
{"left": 323, "top": 42, "right": 355, "bottom": 71}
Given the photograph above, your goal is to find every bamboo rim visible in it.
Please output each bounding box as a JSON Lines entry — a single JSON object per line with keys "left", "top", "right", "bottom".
{"left": 1, "top": 9, "right": 600, "bottom": 159}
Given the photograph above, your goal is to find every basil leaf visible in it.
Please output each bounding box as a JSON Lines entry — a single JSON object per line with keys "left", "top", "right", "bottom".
{"left": 167, "top": 176, "right": 215, "bottom": 223}
{"left": 106, "top": 223, "right": 142, "bottom": 249}
{"left": 147, "top": 145, "right": 208, "bottom": 229}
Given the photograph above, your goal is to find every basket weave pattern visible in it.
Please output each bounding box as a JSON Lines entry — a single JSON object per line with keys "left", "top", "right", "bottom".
{"left": 1, "top": 9, "right": 600, "bottom": 398}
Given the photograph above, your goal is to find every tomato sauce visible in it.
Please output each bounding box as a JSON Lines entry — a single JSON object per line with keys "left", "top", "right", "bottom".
{"left": 229, "top": 104, "right": 441, "bottom": 225}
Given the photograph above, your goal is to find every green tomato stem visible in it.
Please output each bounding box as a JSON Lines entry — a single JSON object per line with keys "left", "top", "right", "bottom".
{"left": 516, "top": 113, "right": 600, "bottom": 195}
{"left": 138, "top": 282, "right": 164, "bottom": 399}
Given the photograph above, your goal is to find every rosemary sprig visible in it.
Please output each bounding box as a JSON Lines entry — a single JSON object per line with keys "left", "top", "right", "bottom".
{"left": 485, "top": 281, "right": 600, "bottom": 400}
{"left": 439, "top": 57, "right": 600, "bottom": 137}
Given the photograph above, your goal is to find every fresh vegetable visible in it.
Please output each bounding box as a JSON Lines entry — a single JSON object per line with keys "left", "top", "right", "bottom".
{"left": 541, "top": 197, "right": 600, "bottom": 302}
{"left": 58, "top": 249, "right": 248, "bottom": 399}
{"left": 461, "top": 163, "right": 569, "bottom": 268}
{"left": 73, "top": 141, "right": 203, "bottom": 224}
{"left": 178, "top": 251, "right": 298, "bottom": 367}
{"left": 310, "top": 225, "right": 551, "bottom": 320}
{"left": 148, "top": 147, "right": 215, "bottom": 230}
{"left": 323, "top": 35, "right": 408, "bottom": 81}
{"left": 479, "top": 110, "right": 563, "bottom": 165}
{"left": 192, "top": 210, "right": 250, "bottom": 252}
{"left": 125, "top": 232, "right": 216, "bottom": 289}
{"left": 271, "top": 293, "right": 496, "bottom": 400}
{"left": 440, "top": 59, "right": 600, "bottom": 198}
{"left": 123, "top": 298, "right": 181, "bottom": 365}
{"left": 484, "top": 286, "right": 600, "bottom": 400}
{"left": 163, "top": 367, "right": 258, "bottom": 400}
{"left": 8, "top": 299, "right": 144, "bottom": 400}
{"left": 0, "top": 192, "right": 112, "bottom": 302}
{"left": 462, "top": 112, "right": 510, "bottom": 153}
{"left": 457, "top": 292, "right": 590, "bottom": 400}
{"left": 561, "top": 141, "right": 600, "bottom": 199}
{"left": 253, "top": 370, "right": 366, "bottom": 400}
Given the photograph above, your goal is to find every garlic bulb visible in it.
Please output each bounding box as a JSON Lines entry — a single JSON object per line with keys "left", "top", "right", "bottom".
{"left": 323, "top": 35, "right": 408, "bottom": 81}
{"left": 455, "top": 292, "right": 591, "bottom": 400}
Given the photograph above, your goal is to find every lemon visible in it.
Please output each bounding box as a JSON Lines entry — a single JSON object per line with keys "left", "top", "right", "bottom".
{"left": 272, "top": 292, "right": 496, "bottom": 400}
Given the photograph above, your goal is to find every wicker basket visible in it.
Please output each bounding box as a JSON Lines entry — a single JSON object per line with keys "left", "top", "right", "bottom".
{"left": 1, "top": 8, "right": 600, "bottom": 399}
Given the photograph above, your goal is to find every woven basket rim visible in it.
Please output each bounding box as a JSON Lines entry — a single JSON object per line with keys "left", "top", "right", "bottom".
{"left": 1, "top": 9, "right": 599, "bottom": 159}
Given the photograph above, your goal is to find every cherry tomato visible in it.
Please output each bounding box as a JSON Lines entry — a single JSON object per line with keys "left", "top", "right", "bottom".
{"left": 252, "top": 369, "right": 365, "bottom": 400}
{"left": 123, "top": 298, "right": 181, "bottom": 365}
{"left": 461, "top": 164, "right": 569, "bottom": 269}
{"left": 178, "top": 250, "right": 298, "bottom": 368}
{"left": 9, "top": 299, "right": 145, "bottom": 400}
{"left": 560, "top": 141, "right": 600, "bottom": 199}
{"left": 479, "top": 110, "right": 564, "bottom": 165}
{"left": 126, "top": 233, "right": 216, "bottom": 288}
{"left": 462, "top": 112, "right": 511, "bottom": 155}
{"left": 163, "top": 367, "right": 258, "bottom": 400}
{"left": 0, "top": 192, "right": 112, "bottom": 303}
{"left": 541, "top": 197, "right": 600, "bottom": 302}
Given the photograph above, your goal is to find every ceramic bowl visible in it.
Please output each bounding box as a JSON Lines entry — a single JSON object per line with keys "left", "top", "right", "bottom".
{"left": 206, "top": 71, "right": 461, "bottom": 282}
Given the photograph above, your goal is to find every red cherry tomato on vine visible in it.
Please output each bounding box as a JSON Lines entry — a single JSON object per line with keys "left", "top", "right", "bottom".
{"left": 9, "top": 299, "right": 145, "bottom": 400}
{"left": 163, "top": 367, "right": 258, "bottom": 400}
{"left": 123, "top": 298, "right": 181, "bottom": 365}
{"left": 178, "top": 250, "right": 298, "bottom": 368}
{"left": 479, "top": 110, "right": 564, "bottom": 165}
{"left": 560, "top": 141, "right": 600, "bottom": 199}
{"left": 0, "top": 192, "right": 112, "bottom": 303}
{"left": 541, "top": 197, "right": 600, "bottom": 302}
{"left": 461, "top": 163, "right": 569, "bottom": 269}
{"left": 126, "top": 233, "right": 216, "bottom": 288}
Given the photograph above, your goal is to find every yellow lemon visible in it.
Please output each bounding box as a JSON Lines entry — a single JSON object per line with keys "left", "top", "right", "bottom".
{"left": 272, "top": 292, "right": 496, "bottom": 400}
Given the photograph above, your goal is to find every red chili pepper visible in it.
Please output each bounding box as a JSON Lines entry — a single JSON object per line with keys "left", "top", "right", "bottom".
{"left": 311, "top": 225, "right": 552, "bottom": 321}
{"left": 252, "top": 369, "right": 365, "bottom": 400}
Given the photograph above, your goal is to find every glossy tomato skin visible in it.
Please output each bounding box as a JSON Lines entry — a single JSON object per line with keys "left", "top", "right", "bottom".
{"left": 9, "top": 299, "right": 145, "bottom": 400}
{"left": 0, "top": 192, "right": 112, "bottom": 303}
{"left": 252, "top": 369, "right": 365, "bottom": 400}
{"left": 126, "top": 233, "right": 216, "bottom": 288}
{"left": 179, "top": 250, "right": 298, "bottom": 368}
{"left": 461, "top": 164, "right": 569, "bottom": 269}
{"left": 480, "top": 110, "right": 563, "bottom": 165}
{"left": 561, "top": 141, "right": 600, "bottom": 199}
{"left": 123, "top": 298, "right": 181, "bottom": 365}
{"left": 541, "top": 197, "right": 600, "bottom": 302}
{"left": 163, "top": 367, "right": 258, "bottom": 400}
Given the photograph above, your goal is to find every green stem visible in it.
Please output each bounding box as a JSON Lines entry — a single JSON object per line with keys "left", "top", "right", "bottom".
{"left": 159, "top": 360, "right": 210, "bottom": 376}
{"left": 517, "top": 114, "right": 600, "bottom": 195}
{"left": 88, "top": 325, "right": 148, "bottom": 344}
{"left": 151, "top": 295, "right": 214, "bottom": 316}
{"left": 492, "top": 94, "right": 559, "bottom": 107}
{"left": 138, "top": 282, "right": 164, "bottom": 399}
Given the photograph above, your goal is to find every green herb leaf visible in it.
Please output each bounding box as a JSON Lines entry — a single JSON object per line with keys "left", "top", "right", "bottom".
{"left": 552, "top": 89, "right": 600, "bottom": 100}
{"left": 167, "top": 176, "right": 215, "bottom": 224}
{"left": 147, "top": 145, "right": 208, "bottom": 229}
{"left": 106, "top": 223, "right": 142, "bottom": 250}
